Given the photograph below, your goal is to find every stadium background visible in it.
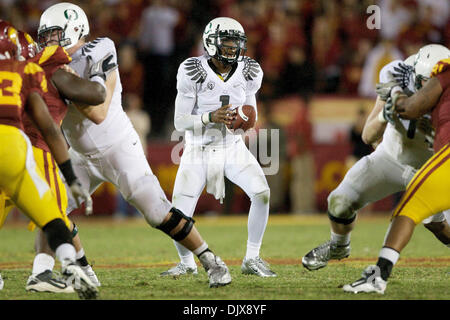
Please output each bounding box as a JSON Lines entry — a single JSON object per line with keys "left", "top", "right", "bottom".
{"left": 1, "top": 0, "right": 449, "bottom": 217}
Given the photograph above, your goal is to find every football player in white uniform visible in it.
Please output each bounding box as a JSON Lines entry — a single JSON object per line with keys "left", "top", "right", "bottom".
{"left": 302, "top": 46, "right": 450, "bottom": 272}
{"left": 161, "top": 17, "right": 276, "bottom": 278}
{"left": 29, "top": 2, "right": 232, "bottom": 289}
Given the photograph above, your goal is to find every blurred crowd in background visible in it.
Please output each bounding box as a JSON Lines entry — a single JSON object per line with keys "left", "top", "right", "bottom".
{"left": 1, "top": 0, "right": 449, "bottom": 214}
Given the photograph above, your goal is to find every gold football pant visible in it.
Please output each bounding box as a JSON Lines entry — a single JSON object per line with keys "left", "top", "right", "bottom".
{"left": 393, "top": 143, "right": 450, "bottom": 224}
{"left": 0, "top": 125, "right": 69, "bottom": 229}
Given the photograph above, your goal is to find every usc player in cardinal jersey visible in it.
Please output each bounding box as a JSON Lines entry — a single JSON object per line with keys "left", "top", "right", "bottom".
{"left": 21, "top": 30, "right": 108, "bottom": 292}
{"left": 0, "top": 26, "right": 108, "bottom": 292}
{"left": 0, "top": 20, "right": 97, "bottom": 299}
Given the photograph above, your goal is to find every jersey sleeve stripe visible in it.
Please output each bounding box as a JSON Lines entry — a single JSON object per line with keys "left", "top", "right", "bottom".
{"left": 38, "top": 45, "right": 59, "bottom": 65}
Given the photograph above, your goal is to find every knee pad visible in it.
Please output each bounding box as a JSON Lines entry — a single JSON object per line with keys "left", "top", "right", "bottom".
{"left": 327, "top": 193, "right": 356, "bottom": 225}
{"left": 156, "top": 207, "right": 195, "bottom": 241}
{"left": 42, "top": 218, "right": 73, "bottom": 252}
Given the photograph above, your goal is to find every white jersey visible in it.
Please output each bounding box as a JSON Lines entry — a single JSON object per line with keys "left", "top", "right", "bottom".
{"left": 377, "top": 60, "right": 433, "bottom": 169}
{"left": 62, "top": 37, "right": 134, "bottom": 154}
{"left": 176, "top": 55, "right": 263, "bottom": 146}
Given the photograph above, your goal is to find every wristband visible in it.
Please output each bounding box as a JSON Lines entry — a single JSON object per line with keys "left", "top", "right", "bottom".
{"left": 377, "top": 110, "right": 387, "bottom": 123}
{"left": 58, "top": 159, "right": 77, "bottom": 186}
{"left": 201, "top": 112, "right": 211, "bottom": 125}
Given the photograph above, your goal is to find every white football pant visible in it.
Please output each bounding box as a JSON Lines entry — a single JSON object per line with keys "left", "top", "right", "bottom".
{"left": 66, "top": 129, "right": 172, "bottom": 227}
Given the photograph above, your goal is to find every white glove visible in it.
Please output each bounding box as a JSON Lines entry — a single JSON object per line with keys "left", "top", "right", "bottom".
{"left": 375, "top": 81, "right": 398, "bottom": 101}
{"left": 87, "top": 52, "right": 118, "bottom": 81}
{"left": 69, "top": 179, "right": 93, "bottom": 216}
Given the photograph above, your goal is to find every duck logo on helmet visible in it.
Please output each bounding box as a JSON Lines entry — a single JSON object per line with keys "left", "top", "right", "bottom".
{"left": 64, "top": 9, "right": 78, "bottom": 21}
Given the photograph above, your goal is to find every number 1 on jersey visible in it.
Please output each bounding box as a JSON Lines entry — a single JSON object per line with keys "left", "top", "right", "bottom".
{"left": 220, "top": 95, "right": 230, "bottom": 107}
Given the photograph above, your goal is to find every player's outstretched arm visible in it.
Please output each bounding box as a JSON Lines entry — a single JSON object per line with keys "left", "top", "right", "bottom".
{"left": 395, "top": 77, "right": 443, "bottom": 119}
{"left": 70, "top": 71, "right": 117, "bottom": 124}
{"left": 27, "top": 91, "right": 71, "bottom": 164}
{"left": 51, "top": 68, "right": 106, "bottom": 105}
{"left": 361, "top": 95, "right": 388, "bottom": 146}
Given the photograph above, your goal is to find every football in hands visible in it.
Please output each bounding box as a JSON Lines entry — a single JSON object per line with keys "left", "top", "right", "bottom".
{"left": 226, "top": 105, "right": 256, "bottom": 132}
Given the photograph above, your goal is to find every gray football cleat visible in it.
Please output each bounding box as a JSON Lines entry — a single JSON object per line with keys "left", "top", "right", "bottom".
{"left": 241, "top": 257, "right": 277, "bottom": 277}
{"left": 198, "top": 251, "right": 231, "bottom": 288}
{"left": 0, "top": 273, "right": 4, "bottom": 290}
{"left": 81, "top": 265, "right": 101, "bottom": 287}
{"left": 160, "top": 262, "right": 198, "bottom": 277}
{"left": 62, "top": 262, "right": 98, "bottom": 300}
{"left": 342, "top": 265, "right": 387, "bottom": 294}
{"left": 302, "top": 240, "right": 350, "bottom": 271}
{"left": 26, "top": 270, "right": 75, "bottom": 293}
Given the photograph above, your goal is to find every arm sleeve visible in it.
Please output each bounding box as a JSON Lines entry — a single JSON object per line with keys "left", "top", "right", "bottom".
{"left": 174, "top": 93, "right": 203, "bottom": 131}
{"left": 24, "top": 62, "right": 48, "bottom": 97}
{"left": 173, "top": 60, "right": 204, "bottom": 131}
{"left": 244, "top": 94, "right": 258, "bottom": 122}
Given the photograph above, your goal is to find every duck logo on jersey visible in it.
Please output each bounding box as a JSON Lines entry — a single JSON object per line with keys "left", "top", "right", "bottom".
{"left": 64, "top": 9, "right": 78, "bottom": 21}
{"left": 242, "top": 57, "right": 260, "bottom": 81}
{"left": 207, "top": 81, "right": 215, "bottom": 90}
{"left": 185, "top": 58, "right": 207, "bottom": 84}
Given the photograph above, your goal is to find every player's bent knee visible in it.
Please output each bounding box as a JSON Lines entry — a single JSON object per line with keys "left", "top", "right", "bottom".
{"left": 327, "top": 193, "right": 356, "bottom": 225}
{"left": 156, "top": 207, "right": 195, "bottom": 241}
{"left": 42, "top": 218, "right": 73, "bottom": 252}
{"left": 251, "top": 188, "right": 270, "bottom": 205}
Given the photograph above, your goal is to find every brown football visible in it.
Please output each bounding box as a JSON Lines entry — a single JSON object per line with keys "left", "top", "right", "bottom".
{"left": 227, "top": 105, "right": 256, "bottom": 132}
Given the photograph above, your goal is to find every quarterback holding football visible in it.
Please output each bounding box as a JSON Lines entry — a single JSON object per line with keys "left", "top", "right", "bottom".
{"left": 163, "top": 17, "right": 276, "bottom": 278}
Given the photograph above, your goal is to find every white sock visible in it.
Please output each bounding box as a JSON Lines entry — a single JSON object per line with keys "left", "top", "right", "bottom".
{"left": 76, "top": 248, "right": 85, "bottom": 260}
{"left": 245, "top": 241, "right": 261, "bottom": 260}
{"left": 192, "top": 242, "right": 208, "bottom": 257}
{"left": 180, "top": 253, "right": 197, "bottom": 268}
{"left": 55, "top": 243, "right": 76, "bottom": 267}
{"left": 173, "top": 240, "right": 197, "bottom": 268}
{"left": 32, "top": 253, "right": 55, "bottom": 275}
{"left": 246, "top": 192, "right": 269, "bottom": 259}
{"left": 330, "top": 231, "right": 351, "bottom": 246}
{"left": 379, "top": 247, "right": 400, "bottom": 265}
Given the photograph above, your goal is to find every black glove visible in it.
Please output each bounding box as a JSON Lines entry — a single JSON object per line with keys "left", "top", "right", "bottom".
{"left": 87, "top": 52, "right": 118, "bottom": 81}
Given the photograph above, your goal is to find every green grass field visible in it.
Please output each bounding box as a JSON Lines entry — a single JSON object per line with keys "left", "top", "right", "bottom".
{"left": 0, "top": 213, "right": 448, "bottom": 300}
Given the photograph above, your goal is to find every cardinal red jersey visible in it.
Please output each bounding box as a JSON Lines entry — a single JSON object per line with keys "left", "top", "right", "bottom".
{"left": 430, "top": 58, "right": 450, "bottom": 152}
{"left": 23, "top": 45, "right": 71, "bottom": 152}
{"left": 0, "top": 59, "right": 47, "bottom": 131}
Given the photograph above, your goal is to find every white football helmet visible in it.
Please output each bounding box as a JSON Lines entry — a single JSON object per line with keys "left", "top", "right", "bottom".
{"left": 38, "top": 2, "right": 89, "bottom": 49}
{"left": 414, "top": 44, "right": 450, "bottom": 88}
{"left": 202, "top": 17, "right": 247, "bottom": 65}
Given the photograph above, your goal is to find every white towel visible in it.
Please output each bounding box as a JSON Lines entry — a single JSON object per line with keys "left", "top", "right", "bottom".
{"left": 206, "top": 146, "right": 226, "bottom": 203}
